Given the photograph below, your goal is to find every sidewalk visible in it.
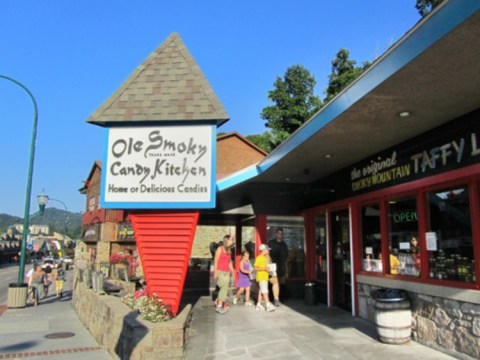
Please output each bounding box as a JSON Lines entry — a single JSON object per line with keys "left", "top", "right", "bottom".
{"left": 184, "top": 296, "right": 457, "bottom": 360}
{"left": 0, "top": 277, "right": 458, "bottom": 360}
{"left": 0, "top": 270, "right": 111, "bottom": 360}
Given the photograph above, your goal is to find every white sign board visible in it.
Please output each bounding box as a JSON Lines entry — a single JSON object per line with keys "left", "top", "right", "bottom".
{"left": 426, "top": 232, "right": 438, "bottom": 251}
{"left": 101, "top": 125, "right": 216, "bottom": 209}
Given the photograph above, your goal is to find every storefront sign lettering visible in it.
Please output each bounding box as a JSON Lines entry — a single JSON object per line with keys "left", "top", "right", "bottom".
{"left": 350, "top": 130, "right": 480, "bottom": 192}
{"left": 351, "top": 151, "right": 411, "bottom": 191}
{"left": 392, "top": 209, "right": 417, "bottom": 223}
{"left": 102, "top": 125, "right": 215, "bottom": 208}
{"left": 410, "top": 138, "right": 465, "bottom": 174}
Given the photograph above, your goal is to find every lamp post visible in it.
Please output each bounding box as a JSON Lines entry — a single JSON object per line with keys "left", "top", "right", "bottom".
{"left": 0, "top": 75, "right": 39, "bottom": 285}
{"left": 37, "top": 191, "right": 69, "bottom": 254}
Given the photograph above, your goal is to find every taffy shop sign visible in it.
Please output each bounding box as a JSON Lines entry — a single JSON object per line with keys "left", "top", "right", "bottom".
{"left": 101, "top": 125, "right": 215, "bottom": 209}
{"left": 350, "top": 131, "right": 480, "bottom": 192}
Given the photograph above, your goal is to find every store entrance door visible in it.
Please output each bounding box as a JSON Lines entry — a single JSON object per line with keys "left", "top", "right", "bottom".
{"left": 330, "top": 209, "right": 352, "bottom": 312}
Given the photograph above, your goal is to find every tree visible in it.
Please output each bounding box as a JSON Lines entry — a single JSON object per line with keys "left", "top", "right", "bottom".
{"left": 416, "top": 0, "right": 444, "bottom": 17}
{"left": 324, "top": 49, "right": 370, "bottom": 102}
{"left": 246, "top": 131, "right": 275, "bottom": 153}
{"left": 261, "top": 65, "right": 322, "bottom": 147}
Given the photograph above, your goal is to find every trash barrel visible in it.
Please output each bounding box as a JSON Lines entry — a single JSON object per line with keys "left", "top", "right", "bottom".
{"left": 7, "top": 283, "right": 28, "bottom": 309}
{"left": 304, "top": 282, "right": 318, "bottom": 305}
{"left": 373, "top": 288, "right": 411, "bottom": 344}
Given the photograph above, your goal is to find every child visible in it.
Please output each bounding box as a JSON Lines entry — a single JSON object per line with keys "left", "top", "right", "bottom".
{"left": 233, "top": 250, "right": 253, "bottom": 306}
{"left": 254, "top": 244, "right": 276, "bottom": 312}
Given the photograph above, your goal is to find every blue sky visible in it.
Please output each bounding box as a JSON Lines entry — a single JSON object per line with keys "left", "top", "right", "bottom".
{"left": 0, "top": 1, "right": 421, "bottom": 217}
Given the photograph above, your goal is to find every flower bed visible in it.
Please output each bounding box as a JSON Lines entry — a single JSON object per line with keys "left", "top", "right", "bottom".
{"left": 73, "top": 279, "right": 192, "bottom": 359}
{"left": 122, "top": 289, "right": 174, "bottom": 323}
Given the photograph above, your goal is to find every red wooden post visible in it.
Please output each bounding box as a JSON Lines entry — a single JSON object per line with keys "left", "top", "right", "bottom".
{"left": 130, "top": 211, "right": 199, "bottom": 315}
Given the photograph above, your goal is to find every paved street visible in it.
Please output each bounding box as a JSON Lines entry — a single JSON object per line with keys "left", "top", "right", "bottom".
{"left": 0, "top": 265, "right": 111, "bottom": 359}
{"left": 0, "top": 264, "right": 460, "bottom": 359}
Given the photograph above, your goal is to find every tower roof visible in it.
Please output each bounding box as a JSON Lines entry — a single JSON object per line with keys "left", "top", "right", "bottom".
{"left": 87, "top": 32, "right": 229, "bottom": 126}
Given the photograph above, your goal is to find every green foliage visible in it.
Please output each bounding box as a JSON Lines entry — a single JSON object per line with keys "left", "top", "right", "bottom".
{"left": 245, "top": 131, "right": 275, "bottom": 153}
{"left": 416, "top": 0, "right": 444, "bottom": 17}
{"left": 261, "top": 65, "right": 322, "bottom": 148}
{"left": 324, "top": 49, "right": 371, "bottom": 102}
{"left": 0, "top": 214, "right": 21, "bottom": 232}
{"left": 0, "top": 208, "right": 82, "bottom": 239}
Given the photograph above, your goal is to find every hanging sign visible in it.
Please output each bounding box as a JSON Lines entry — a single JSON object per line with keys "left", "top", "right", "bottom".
{"left": 101, "top": 124, "right": 216, "bottom": 209}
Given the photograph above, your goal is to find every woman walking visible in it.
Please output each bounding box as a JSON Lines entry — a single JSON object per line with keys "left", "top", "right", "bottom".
{"left": 213, "top": 234, "right": 234, "bottom": 314}
{"left": 30, "top": 264, "right": 46, "bottom": 306}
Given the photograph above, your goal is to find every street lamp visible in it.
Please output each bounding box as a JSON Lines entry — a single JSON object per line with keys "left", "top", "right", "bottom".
{"left": 0, "top": 75, "right": 39, "bottom": 285}
{"left": 37, "top": 191, "right": 69, "bottom": 253}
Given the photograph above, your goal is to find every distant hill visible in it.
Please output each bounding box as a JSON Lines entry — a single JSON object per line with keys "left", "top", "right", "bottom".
{"left": 0, "top": 208, "right": 83, "bottom": 239}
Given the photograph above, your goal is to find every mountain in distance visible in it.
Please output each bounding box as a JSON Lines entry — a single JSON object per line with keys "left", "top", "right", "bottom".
{"left": 0, "top": 208, "right": 83, "bottom": 238}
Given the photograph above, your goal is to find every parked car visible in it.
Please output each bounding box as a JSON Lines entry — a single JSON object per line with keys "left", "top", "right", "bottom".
{"left": 61, "top": 256, "right": 73, "bottom": 270}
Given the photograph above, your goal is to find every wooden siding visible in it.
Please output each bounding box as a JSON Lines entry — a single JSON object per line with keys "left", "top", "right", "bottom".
{"left": 82, "top": 209, "right": 125, "bottom": 225}
{"left": 129, "top": 211, "right": 199, "bottom": 315}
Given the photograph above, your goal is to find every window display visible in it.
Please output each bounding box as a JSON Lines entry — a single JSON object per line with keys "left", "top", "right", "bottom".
{"left": 315, "top": 215, "right": 327, "bottom": 281}
{"left": 267, "top": 216, "right": 305, "bottom": 278}
{"left": 388, "top": 197, "right": 420, "bottom": 277}
{"left": 426, "top": 186, "right": 475, "bottom": 283}
{"left": 360, "top": 204, "right": 382, "bottom": 273}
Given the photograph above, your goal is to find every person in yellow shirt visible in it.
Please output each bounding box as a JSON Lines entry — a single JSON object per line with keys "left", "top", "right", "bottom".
{"left": 253, "top": 244, "right": 276, "bottom": 312}
{"left": 390, "top": 249, "right": 400, "bottom": 275}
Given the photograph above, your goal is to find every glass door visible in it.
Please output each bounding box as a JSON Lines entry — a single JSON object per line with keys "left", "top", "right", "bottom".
{"left": 330, "top": 209, "right": 351, "bottom": 312}
{"left": 314, "top": 214, "right": 328, "bottom": 304}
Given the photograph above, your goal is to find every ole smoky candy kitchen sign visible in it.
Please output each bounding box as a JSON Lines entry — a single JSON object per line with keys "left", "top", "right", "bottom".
{"left": 101, "top": 125, "right": 216, "bottom": 209}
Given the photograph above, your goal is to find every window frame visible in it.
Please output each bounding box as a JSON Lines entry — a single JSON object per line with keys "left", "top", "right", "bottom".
{"left": 353, "top": 168, "right": 480, "bottom": 290}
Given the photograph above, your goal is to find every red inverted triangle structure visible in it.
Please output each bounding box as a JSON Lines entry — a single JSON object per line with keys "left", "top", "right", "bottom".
{"left": 129, "top": 211, "right": 199, "bottom": 315}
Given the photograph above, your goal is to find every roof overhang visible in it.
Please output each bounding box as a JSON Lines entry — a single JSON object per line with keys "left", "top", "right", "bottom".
{"left": 205, "top": 0, "right": 480, "bottom": 222}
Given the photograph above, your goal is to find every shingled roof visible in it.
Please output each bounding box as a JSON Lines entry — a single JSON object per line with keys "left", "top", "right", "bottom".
{"left": 87, "top": 32, "right": 229, "bottom": 126}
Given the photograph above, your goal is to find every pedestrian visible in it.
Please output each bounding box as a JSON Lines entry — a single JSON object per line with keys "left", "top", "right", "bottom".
{"left": 254, "top": 244, "right": 276, "bottom": 312}
{"left": 209, "top": 241, "right": 219, "bottom": 260}
{"left": 244, "top": 240, "right": 255, "bottom": 261}
{"left": 125, "top": 248, "right": 138, "bottom": 278}
{"left": 30, "top": 264, "right": 46, "bottom": 306}
{"left": 210, "top": 240, "right": 223, "bottom": 303}
{"left": 268, "top": 228, "right": 289, "bottom": 306}
{"left": 25, "top": 266, "right": 35, "bottom": 304}
{"left": 42, "top": 262, "right": 53, "bottom": 298}
{"left": 232, "top": 250, "right": 253, "bottom": 306}
{"left": 53, "top": 263, "right": 66, "bottom": 298}
{"left": 213, "top": 235, "right": 234, "bottom": 314}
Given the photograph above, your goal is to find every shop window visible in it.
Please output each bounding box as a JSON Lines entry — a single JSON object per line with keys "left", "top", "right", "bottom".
{"left": 426, "top": 186, "right": 475, "bottom": 283}
{"left": 314, "top": 215, "right": 327, "bottom": 281}
{"left": 267, "top": 216, "right": 305, "bottom": 279}
{"left": 360, "top": 204, "right": 382, "bottom": 273}
{"left": 388, "top": 196, "right": 420, "bottom": 277}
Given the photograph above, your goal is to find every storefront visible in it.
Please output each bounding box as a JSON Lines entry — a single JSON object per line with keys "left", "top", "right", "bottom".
{"left": 213, "top": 2, "right": 480, "bottom": 357}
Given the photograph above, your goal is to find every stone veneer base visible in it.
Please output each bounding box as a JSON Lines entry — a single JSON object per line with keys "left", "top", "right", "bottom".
{"left": 357, "top": 281, "right": 480, "bottom": 360}
{"left": 73, "top": 282, "right": 192, "bottom": 360}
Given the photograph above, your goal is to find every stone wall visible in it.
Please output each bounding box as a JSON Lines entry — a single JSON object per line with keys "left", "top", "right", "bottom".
{"left": 73, "top": 278, "right": 192, "bottom": 359}
{"left": 358, "top": 283, "right": 480, "bottom": 360}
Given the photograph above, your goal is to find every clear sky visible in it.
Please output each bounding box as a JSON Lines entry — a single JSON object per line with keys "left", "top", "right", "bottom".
{"left": 0, "top": 1, "right": 421, "bottom": 217}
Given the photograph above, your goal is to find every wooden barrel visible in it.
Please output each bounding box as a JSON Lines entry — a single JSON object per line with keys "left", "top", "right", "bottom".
{"left": 374, "top": 298, "right": 411, "bottom": 344}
